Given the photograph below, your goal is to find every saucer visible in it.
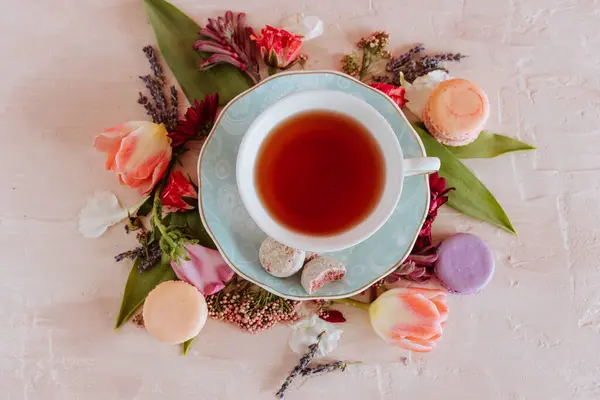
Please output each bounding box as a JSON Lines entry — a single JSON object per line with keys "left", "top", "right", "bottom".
{"left": 197, "top": 70, "right": 429, "bottom": 300}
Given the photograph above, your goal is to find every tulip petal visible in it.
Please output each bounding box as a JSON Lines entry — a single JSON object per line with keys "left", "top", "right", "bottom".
{"left": 137, "top": 155, "right": 170, "bottom": 195}
{"left": 93, "top": 123, "right": 137, "bottom": 153}
{"left": 78, "top": 191, "right": 128, "bottom": 238}
{"left": 398, "top": 337, "right": 435, "bottom": 352}
{"left": 115, "top": 123, "right": 171, "bottom": 181}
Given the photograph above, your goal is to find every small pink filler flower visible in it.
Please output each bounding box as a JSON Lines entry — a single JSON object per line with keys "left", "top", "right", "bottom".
{"left": 94, "top": 121, "right": 172, "bottom": 195}
{"left": 160, "top": 171, "right": 197, "bottom": 213}
{"left": 251, "top": 26, "right": 303, "bottom": 69}
{"left": 171, "top": 244, "right": 234, "bottom": 296}
{"left": 369, "top": 287, "right": 448, "bottom": 352}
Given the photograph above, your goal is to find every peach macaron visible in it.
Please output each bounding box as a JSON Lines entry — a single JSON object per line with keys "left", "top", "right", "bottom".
{"left": 423, "top": 78, "right": 490, "bottom": 146}
{"left": 143, "top": 280, "right": 208, "bottom": 344}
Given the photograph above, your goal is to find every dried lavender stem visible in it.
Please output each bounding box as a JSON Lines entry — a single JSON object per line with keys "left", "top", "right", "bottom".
{"left": 115, "top": 247, "right": 144, "bottom": 262}
{"left": 276, "top": 331, "right": 325, "bottom": 398}
{"left": 386, "top": 43, "right": 424, "bottom": 71}
{"left": 168, "top": 86, "right": 179, "bottom": 132}
{"left": 137, "top": 93, "right": 160, "bottom": 124}
{"left": 143, "top": 46, "right": 165, "bottom": 83}
{"left": 300, "top": 361, "right": 348, "bottom": 376}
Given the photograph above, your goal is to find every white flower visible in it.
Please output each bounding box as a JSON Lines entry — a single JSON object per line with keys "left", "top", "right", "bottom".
{"left": 402, "top": 70, "right": 451, "bottom": 120}
{"left": 288, "top": 315, "right": 342, "bottom": 356}
{"left": 78, "top": 191, "right": 147, "bottom": 238}
{"left": 280, "top": 14, "right": 324, "bottom": 41}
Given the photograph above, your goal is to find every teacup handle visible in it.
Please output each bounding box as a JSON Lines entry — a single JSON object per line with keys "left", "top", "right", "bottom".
{"left": 403, "top": 157, "right": 441, "bottom": 176}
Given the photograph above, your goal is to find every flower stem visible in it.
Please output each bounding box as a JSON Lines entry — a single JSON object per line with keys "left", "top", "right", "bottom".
{"left": 151, "top": 184, "right": 176, "bottom": 248}
{"left": 332, "top": 298, "right": 370, "bottom": 311}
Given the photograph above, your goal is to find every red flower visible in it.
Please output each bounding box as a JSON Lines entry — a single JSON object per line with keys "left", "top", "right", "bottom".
{"left": 370, "top": 83, "right": 407, "bottom": 108}
{"left": 414, "top": 172, "right": 454, "bottom": 251}
{"left": 251, "top": 26, "right": 303, "bottom": 69}
{"left": 160, "top": 171, "right": 197, "bottom": 213}
{"left": 168, "top": 93, "right": 219, "bottom": 148}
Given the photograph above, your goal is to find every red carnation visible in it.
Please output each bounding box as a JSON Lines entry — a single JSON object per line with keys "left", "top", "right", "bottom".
{"left": 370, "top": 83, "right": 407, "bottom": 108}
{"left": 414, "top": 172, "right": 454, "bottom": 251}
{"left": 161, "top": 171, "right": 197, "bottom": 213}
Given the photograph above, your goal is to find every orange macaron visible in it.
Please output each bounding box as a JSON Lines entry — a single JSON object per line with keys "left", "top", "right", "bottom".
{"left": 423, "top": 78, "right": 490, "bottom": 146}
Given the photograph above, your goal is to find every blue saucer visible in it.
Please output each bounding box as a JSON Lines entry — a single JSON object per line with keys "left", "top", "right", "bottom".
{"left": 197, "top": 70, "right": 429, "bottom": 300}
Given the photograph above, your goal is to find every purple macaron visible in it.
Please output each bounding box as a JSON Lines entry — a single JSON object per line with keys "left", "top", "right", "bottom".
{"left": 434, "top": 233, "right": 494, "bottom": 294}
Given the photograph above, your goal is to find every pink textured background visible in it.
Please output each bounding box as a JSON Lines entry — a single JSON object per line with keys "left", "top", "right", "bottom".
{"left": 2, "top": 0, "right": 600, "bottom": 398}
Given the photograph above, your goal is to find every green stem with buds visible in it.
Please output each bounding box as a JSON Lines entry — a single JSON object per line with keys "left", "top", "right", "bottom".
{"left": 151, "top": 183, "right": 177, "bottom": 248}
{"left": 332, "top": 298, "right": 370, "bottom": 311}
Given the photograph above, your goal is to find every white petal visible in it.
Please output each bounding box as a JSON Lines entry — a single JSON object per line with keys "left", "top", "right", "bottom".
{"left": 281, "top": 14, "right": 324, "bottom": 41}
{"left": 403, "top": 70, "right": 452, "bottom": 120}
{"left": 78, "top": 191, "right": 128, "bottom": 238}
{"left": 288, "top": 315, "right": 343, "bottom": 356}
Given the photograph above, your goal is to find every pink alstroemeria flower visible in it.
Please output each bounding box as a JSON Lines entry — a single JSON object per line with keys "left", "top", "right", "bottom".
{"left": 171, "top": 244, "right": 234, "bottom": 295}
{"left": 94, "top": 121, "right": 172, "bottom": 195}
{"left": 369, "top": 287, "right": 448, "bottom": 352}
{"left": 251, "top": 25, "right": 303, "bottom": 69}
{"left": 370, "top": 83, "right": 408, "bottom": 108}
{"left": 161, "top": 171, "right": 197, "bottom": 213}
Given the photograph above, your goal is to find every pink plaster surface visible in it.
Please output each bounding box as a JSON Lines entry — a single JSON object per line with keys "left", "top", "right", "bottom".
{"left": 2, "top": 0, "right": 600, "bottom": 398}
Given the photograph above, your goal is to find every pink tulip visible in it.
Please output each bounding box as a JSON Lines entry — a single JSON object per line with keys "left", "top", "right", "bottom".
{"left": 94, "top": 121, "right": 172, "bottom": 195}
{"left": 251, "top": 26, "right": 303, "bottom": 69}
{"left": 369, "top": 287, "right": 448, "bottom": 352}
{"left": 171, "top": 244, "right": 234, "bottom": 295}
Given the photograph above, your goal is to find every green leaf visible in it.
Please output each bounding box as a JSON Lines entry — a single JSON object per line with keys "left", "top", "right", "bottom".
{"left": 414, "top": 125, "right": 516, "bottom": 234}
{"left": 184, "top": 210, "right": 217, "bottom": 249}
{"left": 115, "top": 260, "right": 177, "bottom": 329}
{"left": 136, "top": 196, "right": 154, "bottom": 217}
{"left": 446, "top": 131, "right": 536, "bottom": 159}
{"left": 411, "top": 123, "right": 535, "bottom": 159}
{"left": 182, "top": 337, "right": 195, "bottom": 355}
{"left": 142, "top": 0, "right": 253, "bottom": 104}
{"left": 181, "top": 196, "right": 198, "bottom": 208}
{"left": 166, "top": 212, "right": 188, "bottom": 228}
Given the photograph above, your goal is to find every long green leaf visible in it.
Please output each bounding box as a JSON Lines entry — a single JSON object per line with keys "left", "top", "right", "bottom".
{"left": 414, "top": 125, "right": 516, "bottom": 234}
{"left": 182, "top": 337, "right": 195, "bottom": 355}
{"left": 142, "top": 0, "right": 253, "bottom": 104}
{"left": 446, "top": 131, "right": 536, "bottom": 159}
{"left": 411, "top": 123, "right": 535, "bottom": 159}
{"left": 115, "top": 260, "right": 177, "bottom": 329}
{"left": 185, "top": 210, "right": 217, "bottom": 249}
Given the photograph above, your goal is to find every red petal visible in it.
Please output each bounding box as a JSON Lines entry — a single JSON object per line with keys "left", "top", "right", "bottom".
{"left": 319, "top": 309, "right": 346, "bottom": 323}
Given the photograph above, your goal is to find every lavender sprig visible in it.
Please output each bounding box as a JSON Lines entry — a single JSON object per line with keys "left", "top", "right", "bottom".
{"left": 386, "top": 44, "right": 466, "bottom": 84}
{"left": 300, "top": 361, "right": 347, "bottom": 376}
{"left": 115, "top": 241, "right": 162, "bottom": 273}
{"left": 276, "top": 331, "right": 325, "bottom": 398}
{"left": 386, "top": 43, "right": 425, "bottom": 71}
{"left": 137, "top": 46, "right": 179, "bottom": 131}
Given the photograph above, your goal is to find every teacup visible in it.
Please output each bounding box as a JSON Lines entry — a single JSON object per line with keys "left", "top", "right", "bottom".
{"left": 236, "top": 89, "right": 439, "bottom": 253}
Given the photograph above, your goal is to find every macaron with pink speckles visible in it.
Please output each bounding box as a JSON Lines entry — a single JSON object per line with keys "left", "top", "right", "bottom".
{"left": 434, "top": 233, "right": 494, "bottom": 294}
